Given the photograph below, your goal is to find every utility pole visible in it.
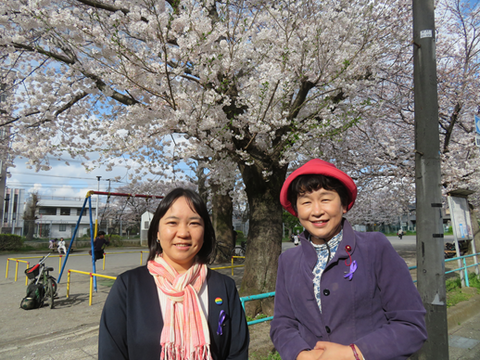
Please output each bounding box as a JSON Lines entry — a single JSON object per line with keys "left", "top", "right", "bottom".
{"left": 0, "top": 157, "right": 5, "bottom": 234}
{"left": 0, "top": 84, "right": 9, "bottom": 234}
{"left": 95, "top": 176, "right": 101, "bottom": 237}
{"left": 412, "top": 0, "right": 448, "bottom": 359}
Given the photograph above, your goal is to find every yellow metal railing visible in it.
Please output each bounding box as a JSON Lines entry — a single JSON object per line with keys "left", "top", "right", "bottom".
{"left": 6, "top": 254, "right": 80, "bottom": 283}
{"left": 6, "top": 252, "right": 148, "bottom": 283}
{"left": 5, "top": 258, "right": 30, "bottom": 285}
{"left": 211, "top": 256, "right": 245, "bottom": 276}
{"left": 6, "top": 252, "right": 246, "bottom": 285}
{"left": 66, "top": 269, "right": 117, "bottom": 306}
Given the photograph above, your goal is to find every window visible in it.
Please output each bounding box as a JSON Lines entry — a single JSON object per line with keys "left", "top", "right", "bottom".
{"left": 144, "top": 221, "right": 150, "bottom": 229}
{"left": 39, "top": 207, "right": 56, "bottom": 216}
{"left": 59, "top": 224, "right": 67, "bottom": 232}
{"left": 60, "top": 208, "right": 71, "bottom": 216}
{"left": 12, "top": 194, "right": 18, "bottom": 220}
{"left": 3, "top": 194, "right": 8, "bottom": 223}
{"left": 39, "top": 224, "right": 50, "bottom": 238}
{"left": 77, "top": 208, "right": 87, "bottom": 216}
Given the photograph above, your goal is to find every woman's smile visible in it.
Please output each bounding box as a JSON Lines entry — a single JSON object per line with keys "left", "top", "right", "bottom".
{"left": 296, "top": 188, "right": 346, "bottom": 245}
{"left": 157, "top": 196, "right": 205, "bottom": 273}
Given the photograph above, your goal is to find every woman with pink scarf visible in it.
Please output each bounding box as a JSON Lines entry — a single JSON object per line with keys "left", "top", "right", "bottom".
{"left": 99, "top": 188, "right": 249, "bottom": 360}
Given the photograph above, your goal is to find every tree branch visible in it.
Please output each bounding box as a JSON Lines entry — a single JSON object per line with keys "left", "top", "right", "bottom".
{"left": 74, "top": 0, "right": 130, "bottom": 16}
{"left": 54, "top": 91, "right": 89, "bottom": 117}
{"left": 8, "top": 42, "right": 75, "bottom": 64}
{"left": 443, "top": 102, "right": 461, "bottom": 153}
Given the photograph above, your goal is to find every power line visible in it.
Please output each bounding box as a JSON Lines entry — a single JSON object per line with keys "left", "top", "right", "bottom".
{"left": 5, "top": 181, "right": 123, "bottom": 190}
{"left": 8, "top": 171, "right": 127, "bottom": 182}
{"left": 6, "top": 184, "right": 98, "bottom": 189}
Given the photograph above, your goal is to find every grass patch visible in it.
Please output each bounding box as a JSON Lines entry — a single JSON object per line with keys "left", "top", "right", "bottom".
{"left": 447, "top": 288, "right": 473, "bottom": 307}
{"left": 97, "top": 279, "right": 116, "bottom": 287}
{"left": 446, "top": 274, "right": 480, "bottom": 307}
{"left": 246, "top": 313, "right": 269, "bottom": 323}
{"left": 250, "top": 351, "right": 281, "bottom": 360}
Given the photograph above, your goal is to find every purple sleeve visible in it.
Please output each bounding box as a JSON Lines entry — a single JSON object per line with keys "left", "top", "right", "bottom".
{"left": 270, "top": 254, "right": 311, "bottom": 360}
{"left": 355, "top": 236, "right": 427, "bottom": 359}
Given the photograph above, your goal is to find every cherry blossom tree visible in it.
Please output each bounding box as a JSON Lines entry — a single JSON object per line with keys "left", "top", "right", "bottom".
{"left": 436, "top": 0, "right": 480, "bottom": 203}
{"left": 304, "top": 0, "right": 480, "bottom": 227}
{"left": 105, "top": 180, "right": 194, "bottom": 222}
{"left": 0, "top": 0, "right": 414, "bottom": 310}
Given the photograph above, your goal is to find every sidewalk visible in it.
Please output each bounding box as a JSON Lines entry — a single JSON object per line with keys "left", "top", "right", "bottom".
{"left": 2, "top": 248, "right": 480, "bottom": 359}
{"left": 447, "top": 292, "right": 480, "bottom": 359}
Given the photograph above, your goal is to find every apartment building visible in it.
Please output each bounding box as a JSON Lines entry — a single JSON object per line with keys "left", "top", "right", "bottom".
{"left": 35, "top": 198, "right": 90, "bottom": 239}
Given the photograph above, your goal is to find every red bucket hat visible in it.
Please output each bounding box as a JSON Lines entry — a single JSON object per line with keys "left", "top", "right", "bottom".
{"left": 280, "top": 159, "right": 357, "bottom": 216}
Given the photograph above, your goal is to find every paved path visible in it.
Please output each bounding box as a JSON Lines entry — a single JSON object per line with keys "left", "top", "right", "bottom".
{"left": 2, "top": 239, "right": 480, "bottom": 359}
{"left": 0, "top": 248, "right": 244, "bottom": 359}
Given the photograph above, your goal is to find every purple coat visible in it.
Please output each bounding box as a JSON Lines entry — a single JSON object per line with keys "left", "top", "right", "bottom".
{"left": 270, "top": 220, "right": 427, "bottom": 360}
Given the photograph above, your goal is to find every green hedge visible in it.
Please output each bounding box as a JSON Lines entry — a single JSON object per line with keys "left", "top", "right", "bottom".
{"left": 107, "top": 234, "right": 124, "bottom": 247}
{"left": 0, "top": 234, "right": 24, "bottom": 251}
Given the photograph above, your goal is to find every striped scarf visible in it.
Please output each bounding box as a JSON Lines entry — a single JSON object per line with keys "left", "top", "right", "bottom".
{"left": 147, "top": 256, "right": 212, "bottom": 360}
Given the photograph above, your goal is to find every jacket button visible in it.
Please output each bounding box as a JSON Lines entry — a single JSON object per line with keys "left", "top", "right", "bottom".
{"left": 323, "top": 289, "right": 330, "bottom": 296}
{"left": 325, "top": 326, "right": 331, "bottom": 333}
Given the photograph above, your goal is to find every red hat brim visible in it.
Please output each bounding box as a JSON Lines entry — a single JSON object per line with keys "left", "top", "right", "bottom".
{"left": 280, "top": 159, "right": 357, "bottom": 216}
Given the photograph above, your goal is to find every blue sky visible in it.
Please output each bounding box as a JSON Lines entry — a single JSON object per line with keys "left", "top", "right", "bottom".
{"left": 6, "top": 156, "right": 133, "bottom": 199}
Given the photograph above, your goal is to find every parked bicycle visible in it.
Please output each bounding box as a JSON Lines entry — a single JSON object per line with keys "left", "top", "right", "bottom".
{"left": 215, "top": 241, "right": 246, "bottom": 264}
{"left": 232, "top": 241, "right": 246, "bottom": 264}
{"left": 21, "top": 253, "right": 58, "bottom": 309}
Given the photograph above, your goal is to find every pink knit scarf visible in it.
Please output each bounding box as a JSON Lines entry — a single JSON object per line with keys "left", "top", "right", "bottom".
{"left": 147, "top": 256, "right": 212, "bottom": 360}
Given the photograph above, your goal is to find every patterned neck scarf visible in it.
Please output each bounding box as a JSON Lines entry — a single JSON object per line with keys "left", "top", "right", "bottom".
{"left": 311, "top": 230, "right": 343, "bottom": 313}
{"left": 147, "top": 256, "right": 212, "bottom": 360}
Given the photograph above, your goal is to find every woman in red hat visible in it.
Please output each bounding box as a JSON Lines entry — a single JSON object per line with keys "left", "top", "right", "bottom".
{"left": 270, "top": 159, "right": 427, "bottom": 360}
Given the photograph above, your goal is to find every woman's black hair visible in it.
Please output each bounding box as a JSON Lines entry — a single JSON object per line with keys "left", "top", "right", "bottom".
{"left": 287, "top": 174, "right": 350, "bottom": 213}
{"left": 147, "top": 187, "right": 216, "bottom": 264}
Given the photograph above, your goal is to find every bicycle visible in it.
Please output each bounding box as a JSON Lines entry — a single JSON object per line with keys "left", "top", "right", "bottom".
{"left": 232, "top": 241, "right": 246, "bottom": 264}
{"left": 215, "top": 241, "right": 246, "bottom": 264}
{"left": 25, "top": 253, "right": 58, "bottom": 309}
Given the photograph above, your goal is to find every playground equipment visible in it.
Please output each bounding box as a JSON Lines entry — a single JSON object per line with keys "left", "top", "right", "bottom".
{"left": 57, "top": 191, "right": 163, "bottom": 291}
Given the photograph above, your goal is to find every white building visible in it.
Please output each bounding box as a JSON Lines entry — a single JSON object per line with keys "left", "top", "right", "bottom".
{"left": 35, "top": 198, "right": 91, "bottom": 239}
{"left": 2, "top": 188, "right": 26, "bottom": 235}
{"left": 140, "top": 211, "right": 153, "bottom": 246}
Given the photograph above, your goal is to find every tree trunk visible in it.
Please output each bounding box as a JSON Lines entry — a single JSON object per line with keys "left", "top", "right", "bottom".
{"left": 23, "top": 193, "right": 38, "bottom": 241}
{"left": 25, "top": 221, "right": 35, "bottom": 241}
{"left": 196, "top": 164, "right": 209, "bottom": 205}
{"left": 211, "top": 184, "right": 234, "bottom": 264}
{"left": 238, "top": 161, "right": 288, "bottom": 317}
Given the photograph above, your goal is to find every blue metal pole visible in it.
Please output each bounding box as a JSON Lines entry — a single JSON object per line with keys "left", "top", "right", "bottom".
{"left": 247, "top": 316, "right": 274, "bottom": 326}
{"left": 57, "top": 196, "right": 89, "bottom": 283}
{"left": 239, "top": 292, "right": 276, "bottom": 311}
{"left": 464, "top": 258, "right": 470, "bottom": 287}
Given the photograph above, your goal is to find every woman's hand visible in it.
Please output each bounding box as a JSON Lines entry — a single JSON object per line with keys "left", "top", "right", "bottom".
{"left": 296, "top": 349, "right": 324, "bottom": 360}
{"left": 313, "top": 341, "right": 362, "bottom": 360}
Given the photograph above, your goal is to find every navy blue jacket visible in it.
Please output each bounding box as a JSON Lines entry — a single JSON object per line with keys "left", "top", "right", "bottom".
{"left": 99, "top": 266, "right": 249, "bottom": 359}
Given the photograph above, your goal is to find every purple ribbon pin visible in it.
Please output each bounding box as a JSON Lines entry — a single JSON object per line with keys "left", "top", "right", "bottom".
{"left": 217, "top": 310, "right": 226, "bottom": 335}
{"left": 344, "top": 260, "right": 357, "bottom": 281}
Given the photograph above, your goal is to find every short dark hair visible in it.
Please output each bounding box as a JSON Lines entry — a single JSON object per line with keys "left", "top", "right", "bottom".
{"left": 287, "top": 174, "right": 350, "bottom": 214}
{"left": 97, "top": 231, "right": 106, "bottom": 236}
{"left": 147, "top": 188, "right": 215, "bottom": 264}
